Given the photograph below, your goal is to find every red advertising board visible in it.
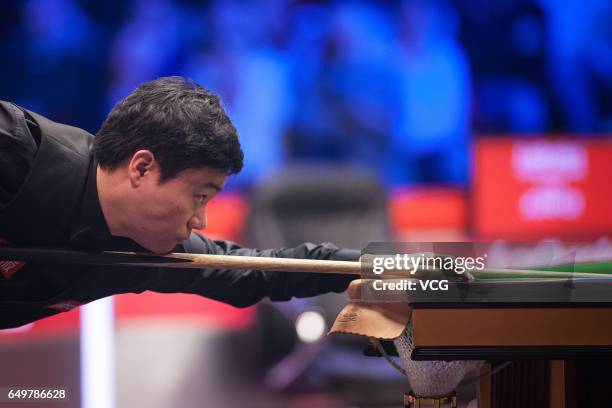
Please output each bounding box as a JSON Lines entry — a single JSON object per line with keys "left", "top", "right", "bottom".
{"left": 474, "top": 138, "right": 612, "bottom": 240}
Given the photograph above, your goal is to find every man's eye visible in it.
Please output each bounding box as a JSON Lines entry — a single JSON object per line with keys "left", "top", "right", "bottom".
{"left": 196, "top": 195, "right": 207, "bottom": 205}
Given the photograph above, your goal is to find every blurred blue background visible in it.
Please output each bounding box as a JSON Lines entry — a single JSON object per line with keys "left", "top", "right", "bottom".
{"left": 2, "top": 0, "right": 611, "bottom": 188}
{"left": 2, "top": 2, "right": 612, "bottom": 407}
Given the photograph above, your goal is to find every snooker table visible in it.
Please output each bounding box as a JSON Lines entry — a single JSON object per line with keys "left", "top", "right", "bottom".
{"left": 332, "top": 277, "right": 612, "bottom": 408}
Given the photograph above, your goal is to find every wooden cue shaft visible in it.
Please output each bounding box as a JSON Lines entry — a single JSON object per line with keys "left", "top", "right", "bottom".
{"left": 113, "top": 252, "right": 365, "bottom": 275}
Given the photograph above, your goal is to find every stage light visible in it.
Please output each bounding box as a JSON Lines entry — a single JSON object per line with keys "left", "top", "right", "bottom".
{"left": 295, "top": 310, "right": 326, "bottom": 343}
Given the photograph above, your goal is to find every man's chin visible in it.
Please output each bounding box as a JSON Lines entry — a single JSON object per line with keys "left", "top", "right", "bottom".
{"left": 141, "top": 242, "right": 179, "bottom": 255}
{"left": 157, "top": 245, "right": 180, "bottom": 255}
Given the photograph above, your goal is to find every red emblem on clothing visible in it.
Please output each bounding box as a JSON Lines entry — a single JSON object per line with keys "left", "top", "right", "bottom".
{"left": 0, "top": 238, "right": 26, "bottom": 279}
{"left": 46, "top": 300, "right": 83, "bottom": 312}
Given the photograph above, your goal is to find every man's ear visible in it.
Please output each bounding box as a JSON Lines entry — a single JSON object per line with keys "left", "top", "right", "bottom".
{"left": 127, "top": 150, "right": 157, "bottom": 187}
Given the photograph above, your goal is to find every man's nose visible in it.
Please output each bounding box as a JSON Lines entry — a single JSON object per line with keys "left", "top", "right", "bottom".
{"left": 188, "top": 210, "right": 207, "bottom": 230}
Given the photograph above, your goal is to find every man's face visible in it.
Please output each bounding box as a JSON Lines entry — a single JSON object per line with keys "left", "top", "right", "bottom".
{"left": 130, "top": 166, "right": 227, "bottom": 254}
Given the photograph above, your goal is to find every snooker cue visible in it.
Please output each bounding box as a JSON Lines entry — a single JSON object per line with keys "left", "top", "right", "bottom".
{"left": 1, "top": 246, "right": 611, "bottom": 279}
{"left": 0, "top": 246, "right": 361, "bottom": 275}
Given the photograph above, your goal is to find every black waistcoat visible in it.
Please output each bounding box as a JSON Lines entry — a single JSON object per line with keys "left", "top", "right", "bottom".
{"left": 0, "top": 107, "right": 108, "bottom": 329}
{"left": 0, "top": 107, "right": 94, "bottom": 246}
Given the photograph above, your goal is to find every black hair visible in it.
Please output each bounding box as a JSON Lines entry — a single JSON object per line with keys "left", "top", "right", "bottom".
{"left": 94, "top": 76, "right": 243, "bottom": 181}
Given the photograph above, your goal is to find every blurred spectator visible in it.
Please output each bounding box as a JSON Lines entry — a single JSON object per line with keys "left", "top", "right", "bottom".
{"left": 287, "top": 1, "right": 397, "bottom": 177}
{"left": 539, "top": 0, "right": 612, "bottom": 132}
{"left": 17, "top": 0, "right": 104, "bottom": 132}
{"left": 389, "top": 0, "right": 471, "bottom": 185}
{"left": 284, "top": 3, "right": 336, "bottom": 159}
{"left": 182, "top": 0, "right": 295, "bottom": 188}
{"left": 457, "top": 0, "right": 551, "bottom": 133}
{"left": 106, "top": 0, "right": 191, "bottom": 110}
